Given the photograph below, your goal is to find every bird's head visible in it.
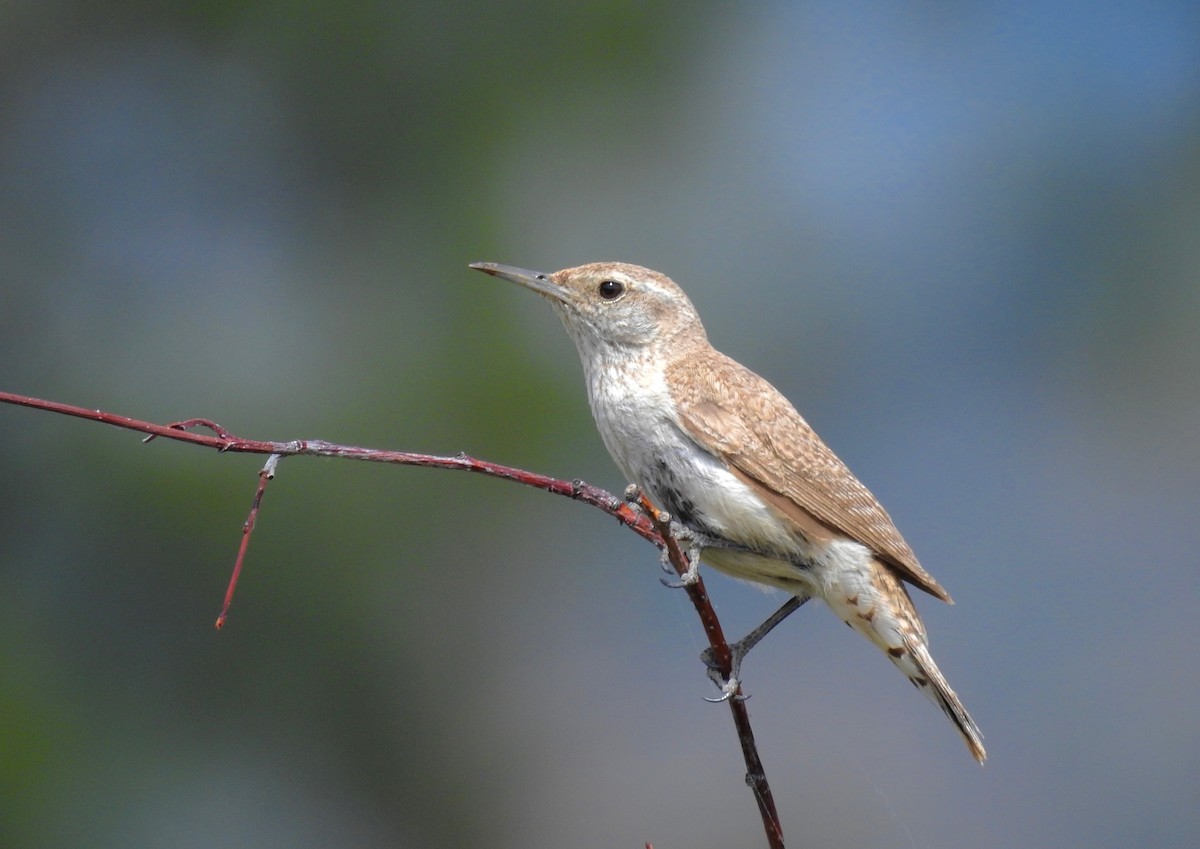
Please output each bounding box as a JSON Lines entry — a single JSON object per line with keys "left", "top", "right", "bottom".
{"left": 470, "top": 261, "right": 706, "bottom": 359}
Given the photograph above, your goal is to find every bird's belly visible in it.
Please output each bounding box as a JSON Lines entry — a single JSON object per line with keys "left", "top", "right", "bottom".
{"left": 640, "top": 443, "right": 799, "bottom": 554}
{"left": 626, "top": 433, "right": 877, "bottom": 600}
{"left": 699, "top": 546, "right": 816, "bottom": 595}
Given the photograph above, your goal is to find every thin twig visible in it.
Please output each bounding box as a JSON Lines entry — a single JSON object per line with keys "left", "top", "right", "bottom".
{"left": 215, "top": 453, "right": 281, "bottom": 629}
{"left": 1, "top": 389, "right": 784, "bottom": 848}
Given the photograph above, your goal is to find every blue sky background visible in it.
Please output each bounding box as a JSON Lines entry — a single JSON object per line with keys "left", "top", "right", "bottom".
{"left": 2, "top": 3, "right": 1198, "bottom": 847}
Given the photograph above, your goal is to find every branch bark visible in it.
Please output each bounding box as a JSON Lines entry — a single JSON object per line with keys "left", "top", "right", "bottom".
{"left": 0, "top": 389, "right": 786, "bottom": 849}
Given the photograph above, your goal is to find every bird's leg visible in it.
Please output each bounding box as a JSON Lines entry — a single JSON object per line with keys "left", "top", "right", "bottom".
{"left": 702, "top": 594, "right": 811, "bottom": 701}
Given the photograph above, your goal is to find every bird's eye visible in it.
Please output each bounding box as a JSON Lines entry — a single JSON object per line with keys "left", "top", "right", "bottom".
{"left": 598, "top": 280, "right": 624, "bottom": 300}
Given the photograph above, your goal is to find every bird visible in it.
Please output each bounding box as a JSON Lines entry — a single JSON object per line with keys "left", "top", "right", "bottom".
{"left": 470, "top": 260, "right": 985, "bottom": 763}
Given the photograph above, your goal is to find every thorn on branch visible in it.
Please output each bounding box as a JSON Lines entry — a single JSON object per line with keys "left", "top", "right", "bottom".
{"left": 143, "top": 417, "right": 234, "bottom": 444}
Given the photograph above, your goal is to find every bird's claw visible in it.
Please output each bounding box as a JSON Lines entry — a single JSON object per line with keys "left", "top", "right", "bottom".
{"left": 703, "top": 671, "right": 748, "bottom": 703}
{"left": 657, "top": 546, "right": 677, "bottom": 576}
{"left": 659, "top": 565, "right": 700, "bottom": 589}
{"left": 659, "top": 532, "right": 703, "bottom": 586}
{"left": 700, "top": 643, "right": 749, "bottom": 702}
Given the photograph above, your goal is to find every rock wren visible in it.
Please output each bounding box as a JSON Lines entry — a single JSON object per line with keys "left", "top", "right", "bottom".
{"left": 470, "top": 260, "right": 985, "bottom": 763}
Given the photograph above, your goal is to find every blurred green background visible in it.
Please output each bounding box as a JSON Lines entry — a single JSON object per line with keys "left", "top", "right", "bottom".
{"left": 2, "top": 2, "right": 1198, "bottom": 847}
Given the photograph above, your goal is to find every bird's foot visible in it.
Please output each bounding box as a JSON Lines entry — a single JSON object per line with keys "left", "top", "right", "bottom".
{"left": 700, "top": 636, "right": 752, "bottom": 702}
{"left": 698, "top": 595, "right": 811, "bottom": 702}
{"left": 702, "top": 651, "right": 748, "bottom": 703}
{"left": 659, "top": 531, "right": 702, "bottom": 588}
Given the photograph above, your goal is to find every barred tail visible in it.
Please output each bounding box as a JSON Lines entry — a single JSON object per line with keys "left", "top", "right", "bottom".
{"left": 832, "top": 557, "right": 986, "bottom": 764}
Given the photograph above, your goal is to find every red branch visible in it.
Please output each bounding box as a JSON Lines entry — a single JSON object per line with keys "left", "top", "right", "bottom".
{"left": 215, "top": 453, "right": 280, "bottom": 629}
{"left": 0, "top": 390, "right": 785, "bottom": 849}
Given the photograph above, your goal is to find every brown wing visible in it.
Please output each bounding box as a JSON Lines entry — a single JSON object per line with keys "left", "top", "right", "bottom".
{"left": 667, "top": 350, "right": 952, "bottom": 603}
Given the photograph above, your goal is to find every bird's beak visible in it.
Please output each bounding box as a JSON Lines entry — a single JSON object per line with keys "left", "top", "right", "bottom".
{"left": 469, "top": 262, "right": 568, "bottom": 303}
